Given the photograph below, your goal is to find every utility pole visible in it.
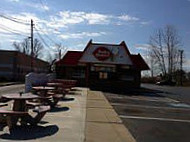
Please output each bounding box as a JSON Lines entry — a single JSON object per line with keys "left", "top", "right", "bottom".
{"left": 179, "top": 50, "right": 184, "bottom": 86}
{"left": 30, "top": 19, "right": 34, "bottom": 72}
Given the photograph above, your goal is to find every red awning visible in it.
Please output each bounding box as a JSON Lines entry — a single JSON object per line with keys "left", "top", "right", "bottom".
{"left": 56, "top": 51, "right": 83, "bottom": 66}
{"left": 130, "top": 54, "right": 149, "bottom": 70}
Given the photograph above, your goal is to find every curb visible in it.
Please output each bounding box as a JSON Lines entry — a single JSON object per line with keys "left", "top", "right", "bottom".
{"left": 0, "top": 82, "right": 23, "bottom": 87}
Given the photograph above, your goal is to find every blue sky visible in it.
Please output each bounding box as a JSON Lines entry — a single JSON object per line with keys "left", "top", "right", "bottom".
{"left": 0, "top": 0, "right": 190, "bottom": 72}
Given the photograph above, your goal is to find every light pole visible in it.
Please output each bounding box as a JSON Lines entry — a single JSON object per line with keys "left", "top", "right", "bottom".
{"left": 29, "top": 19, "right": 34, "bottom": 72}
{"left": 179, "top": 50, "right": 183, "bottom": 86}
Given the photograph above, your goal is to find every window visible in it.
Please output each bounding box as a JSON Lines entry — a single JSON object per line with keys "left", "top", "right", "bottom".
{"left": 72, "top": 68, "right": 85, "bottom": 79}
{"left": 91, "top": 66, "right": 116, "bottom": 72}
{"left": 99, "top": 72, "right": 108, "bottom": 79}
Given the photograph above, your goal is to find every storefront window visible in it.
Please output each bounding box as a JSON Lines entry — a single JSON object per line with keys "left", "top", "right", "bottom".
{"left": 99, "top": 72, "right": 108, "bottom": 79}
{"left": 72, "top": 68, "right": 85, "bottom": 79}
{"left": 119, "top": 75, "right": 134, "bottom": 81}
{"left": 91, "top": 65, "right": 116, "bottom": 72}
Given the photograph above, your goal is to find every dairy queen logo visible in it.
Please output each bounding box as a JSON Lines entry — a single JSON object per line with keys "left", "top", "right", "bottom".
{"left": 93, "top": 47, "right": 112, "bottom": 61}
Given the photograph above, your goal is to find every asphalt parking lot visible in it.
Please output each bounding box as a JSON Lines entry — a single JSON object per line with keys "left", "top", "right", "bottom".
{"left": 104, "top": 88, "right": 190, "bottom": 142}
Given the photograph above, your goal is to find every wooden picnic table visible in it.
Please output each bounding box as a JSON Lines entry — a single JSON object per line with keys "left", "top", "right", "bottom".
{"left": 2, "top": 93, "right": 39, "bottom": 111}
{"left": 32, "top": 86, "right": 55, "bottom": 91}
{"left": 32, "top": 86, "right": 55, "bottom": 97}
{"left": 47, "top": 82, "right": 66, "bottom": 94}
{"left": 32, "top": 86, "right": 62, "bottom": 107}
{"left": 47, "top": 83, "right": 63, "bottom": 87}
{"left": 0, "top": 93, "right": 50, "bottom": 130}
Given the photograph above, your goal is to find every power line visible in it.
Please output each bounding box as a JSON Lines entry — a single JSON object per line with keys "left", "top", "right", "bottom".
{"left": 0, "top": 14, "right": 30, "bottom": 25}
{"left": 0, "top": 23, "right": 29, "bottom": 34}
{"left": 35, "top": 26, "right": 58, "bottom": 45}
{"left": 38, "top": 0, "right": 61, "bottom": 36}
{"left": 39, "top": 0, "right": 49, "bottom": 12}
{"left": 0, "top": 24, "right": 28, "bottom": 37}
{"left": 35, "top": 28, "right": 53, "bottom": 50}
{"left": 0, "top": 12, "right": 29, "bottom": 23}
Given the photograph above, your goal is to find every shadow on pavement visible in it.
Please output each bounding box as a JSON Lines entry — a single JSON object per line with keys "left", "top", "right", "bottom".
{"left": 70, "top": 88, "right": 81, "bottom": 91}
{"left": 67, "top": 92, "right": 81, "bottom": 95}
{"left": 90, "top": 86, "right": 165, "bottom": 97}
{"left": 0, "top": 125, "right": 59, "bottom": 140}
{"left": 61, "top": 97, "right": 75, "bottom": 102}
{"left": 50, "top": 106, "right": 69, "bottom": 113}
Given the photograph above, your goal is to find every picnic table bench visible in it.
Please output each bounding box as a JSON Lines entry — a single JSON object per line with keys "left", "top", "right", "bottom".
{"left": 0, "top": 103, "right": 8, "bottom": 107}
{"left": 0, "top": 109, "right": 29, "bottom": 129}
{"left": 27, "top": 105, "right": 50, "bottom": 125}
{"left": 31, "top": 86, "right": 63, "bottom": 107}
{"left": 49, "top": 79, "right": 77, "bottom": 91}
{"left": 0, "top": 93, "right": 50, "bottom": 131}
{"left": 0, "top": 105, "right": 50, "bottom": 130}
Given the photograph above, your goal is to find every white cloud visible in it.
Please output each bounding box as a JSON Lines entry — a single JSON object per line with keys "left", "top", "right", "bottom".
{"left": 7, "top": 0, "right": 20, "bottom": 2}
{"left": 47, "top": 11, "right": 111, "bottom": 28}
{"left": 6, "top": 0, "right": 49, "bottom": 11}
{"left": 84, "top": 13, "right": 110, "bottom": 24}
{"left": 134, "top": 44, "right": 151, "bottom": 51}
{"left": 59, "top": 32, "right": 107, "bottom": 39}
{"left": 25, "top": 3, "right": 50, "bottom": 11}
{"left": 0, "top": 10, "right": 141, "bottom": 52}
{"left": 42, "top": 5, "right": 49, "bottom": 11}
{"left": 118, "top": 15, "right": 139, "bottom": 21}
{"left": 47, "top": 11, "right": 141, "bottom": 28}
{"left": 0, "top": 17, "right": 29, "bottom": 35}
{"left": 8, "top": 39, "right": 21, "bottom": 43}
{"left": 184, "top": 58, "right": 190, "bottom": 71}
{"left": 140, "top": 21, "right": 151, "bottom": 25}
{"left": 0, "top": 12, "right": 48, "bottom": 39}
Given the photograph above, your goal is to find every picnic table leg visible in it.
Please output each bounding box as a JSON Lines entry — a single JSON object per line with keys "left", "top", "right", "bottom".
{"left": 51, "top": 97, "right": 59, "bottom": 107}
{"left": 21, "top": 114, "right": 36, "bottom": 126}
{"left": 21, "top": 111, "right": 48, "bottom": 125}
{"left": 6, "top": 115, "right": 18, "bottom": 130}
{"left": 12, "top": 100, "right": 27, "bottom": 126}
{"left": 13, "top": 100, "right": 26, "bottom": 111}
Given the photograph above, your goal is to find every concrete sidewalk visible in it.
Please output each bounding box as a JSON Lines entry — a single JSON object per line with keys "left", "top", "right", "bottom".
{"left": 0, "top": 88, "right": 135, "bottom": 142}
{"left": 85, "top": 90, "right": 135, "bottom": 142}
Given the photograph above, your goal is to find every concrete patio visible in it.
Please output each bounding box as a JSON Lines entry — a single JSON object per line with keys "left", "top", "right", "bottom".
{"left": 0, "top": 87, "right": 135, "bottom": 142}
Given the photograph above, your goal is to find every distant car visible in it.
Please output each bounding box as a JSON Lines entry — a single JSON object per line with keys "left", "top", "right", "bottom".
{"left": 156, "top": 80, "right": 176, "bottom": 86}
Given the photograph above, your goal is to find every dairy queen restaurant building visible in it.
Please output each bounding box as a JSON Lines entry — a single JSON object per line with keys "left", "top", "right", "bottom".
{"left": 55, "top": 40, "right": 149, "bottom": 90}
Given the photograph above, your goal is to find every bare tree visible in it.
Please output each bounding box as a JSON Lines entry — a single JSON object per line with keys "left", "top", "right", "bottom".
{"left": 148, "top": 51, "right": 159, "bottom": 77}
{"left": 13, "top": 38, "right": 30, "bottom": 55}
{"left": 54, "top": 43, "right": 67, "bottom": 60}
{"left": 13, "top": 38, "right": 44, "bottom": 58}
{"left": 33, "top": 38, "right": 43, "bottom": 58}
{"left": 149, "top": 25, "right": 182, "bottom": 80}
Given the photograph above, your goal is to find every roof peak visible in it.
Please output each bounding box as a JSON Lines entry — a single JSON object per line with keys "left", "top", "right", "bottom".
{"left": 89, "top": 40, "right": 126, "bottom": 46}
{"left": 67, "top": 51, "right": 83, "bottom": 53}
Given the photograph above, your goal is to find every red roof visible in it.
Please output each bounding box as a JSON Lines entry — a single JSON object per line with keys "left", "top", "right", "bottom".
{"left": 130, "top": 54, "right": 149, "bottom": 70}
{"left": 56, "top": 51, "right": 83, "bottom": 66}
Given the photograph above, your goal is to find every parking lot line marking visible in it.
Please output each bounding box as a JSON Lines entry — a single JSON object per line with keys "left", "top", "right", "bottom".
{"left": 119, "top": 115, "right": 190, "bottom": 123}
{"left": 110, "top": 96, "right": 178, "bottom": 103}
{"left": 111, "top": 103, "right": 190, "bottom": 110}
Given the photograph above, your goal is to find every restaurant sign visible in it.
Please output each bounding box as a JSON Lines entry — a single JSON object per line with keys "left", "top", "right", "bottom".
{"left": 93, "top": 47, "right": 112, "bottom": 61}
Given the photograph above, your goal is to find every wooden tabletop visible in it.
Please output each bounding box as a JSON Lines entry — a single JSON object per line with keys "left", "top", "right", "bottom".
{"left": 47, "top": 83, "right": 63, "bottom": 87}
{"left": 32, "top": 86, "right": 55, "bottom": 91}
{"left": 2, "top": 93, "right": 39, "bottom": 100}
